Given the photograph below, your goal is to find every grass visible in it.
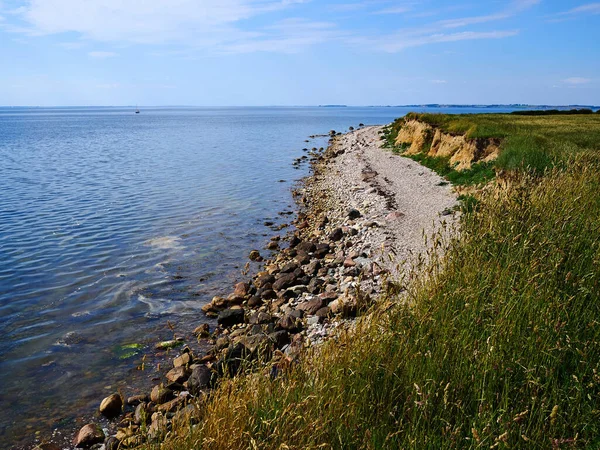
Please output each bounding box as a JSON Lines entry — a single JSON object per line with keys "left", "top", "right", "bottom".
{"left": 138, "top": 115, "right": 600, "bottom": 450}
{"left": 383, "top": 112, "right": 600, "bottom": 184}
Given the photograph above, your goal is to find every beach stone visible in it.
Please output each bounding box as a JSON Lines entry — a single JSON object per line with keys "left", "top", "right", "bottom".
{"left": 343, "top": 258, "right": 356, "bottom": 268}
{"left": 73, "top": 423, "right": 104, "bottom": 448}
{"left": 234, "top": 281, "right": 250, "bottom": 297}
{"left": 266, "top": 241, "right": 279, "bottom": 250}
{"left": 296, "top": 241, "right": 316, "bottom": 253}
{"left": 280, "top": 262, "right": 299, "bottom": 274}
{"left": 249, "top": 250, "right": 262, "bottom": 261}
{"left": 315, "top": 307, "right": 330, "bottom": 318}
{"left": 307, "top": 277, "right": 324, "bottom": 294}
{"left": 289, "top": 235, "right": 301, "bottom": 248}
{"left": 126, "top": 394, "right": 148, "bottom": 406}
{"left": 278, "top": 314, "right": 301, "bottom": 332}
{"left": 173, "top": 404, "right": 201, "bottom": 428}
{"left": 218, "top": 308, "right": 245, "bottom": 327}
{"left": 105, "top": 437, "right": 120, "bottom": 450}
{"left": 150, "top": 385, "right": 174, "bottom": 404}
{"left": 268, "top": 330, "right": 290, "bottom": 349}
{"left": 272, "top": 273, "right": 297, "bottom": 291}
{"left": 173, "top": 352, "right": 191, "bottom": 368}
{"left": 249, "top": 311, "right": 272, "bottom": 325}
{"left": 347, "top": 209, "right": 362, "bottom": 220}
{"left": 148, "top": 413, "right": 169, "bottom": 441}
{"left": 157, "top": 394, "right": 187, "bottom": 413}
{"left": 193, "top": 323, "right": 210, "bottom": 338}
{"left": 328, "top": 228, "right": 344, "bottom": 241}
{"left": 166, "top": 366, "right": 190, "bottom": 384}
{"left": 237, "top": 334, "right": 269, "bottom": 353}
{"left": 305, "top": 260, "right": 321, "bottom": 276}
{"left": 295, "top": 251, "right": 311, "bottom": 265}
{"left": 255, "top": 274, "right": 275, "bottom": 288}
{"left": 33, "top": 444, "right": 62, "bottom": 450}
{"left": 99, "top": 394, "right": 122, "bottom": 418}
{"left": 188, "top": 365, "right": 213, "bottom": 395}
{"left": 247, "top": 296, "right": 263, "bottom": 307}
{"left": 134, "top": 402, "right": 150, "bottom": 425}
{"left": 297, "top": 298, "right": 324, "bottom": 316}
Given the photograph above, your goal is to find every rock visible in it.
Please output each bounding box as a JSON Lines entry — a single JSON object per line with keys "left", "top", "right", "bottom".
{"left": 278, "top": 314, "right": 301, "bottom": 332}
{"left": 260, "top": 289, "right": 277, "bottom": 300}
{"left": 295, "top": 251, "right": 311, "bottom": 265}
{"left": 272, "top": 273, "right": 298, "bottom": 291}
{"left": 249, "top": 250, "right": 262, "bottom": 261}
{"left": 126, "top": 394, "right": 149, "bottom": 406}
{"left": 268, "top": 330, "right": 290, "bottom": 349}
{"left": 105, "top": 437, "right": 120, "bottom": 450}
{"left": 280, "top": 262, "right": 299, "bottom": 274}
{"left": 296, "top": 220, "right": 309, "bottom": 229}
{"left": 215, "top": 336, "right": 230, "bottom": 350}
{"left": 236, "top": 334, "right": 269, "bottom": 353}
{"left": 188, "top": 365, "right": 213, "bottom": 395}
{"left": 328, "top": 228, "right": 344, "bottom": 242}
{"left": 343, "top": 258, "right": 356, "bottom": 268}
{"left": 255, "top": 273, "right": 275, "bottom": 288}
{"left": 173, "top": 404, "right": 200, "bottom": 428}
{"left": 33, "top": 444, "right": 62, "bottom": 450}
{"left": 247, "top": 296, "right": 263, "bottom": 307}
{"left": 347, "top": 209, "right": 362, "bottom": 220}
{"left": 134, "top": 402, "right": 150, "bottom": 425}
{"left": 306, "top": 316, "right": 321, "bottom": 326}
{"left": 307, "top": 277, "right": 324, "bottom": 294}
{"left": 297, "top": 298, "right": 324, "bottom": 315}
{"left": 314, "top": 243, "right": 330, "bottom": 258}
{"left": 73, "top": 424, "right": 104, "bottom": 448}
{"left": 193, "top": 323, "right": 210, "bottom": 338}
{"left": 166, "top": 366, "right": 190, "bottom": 384}
{"left": 226, "top": 293, "right": 245, "bottom": 306}
{"left": 99, "top": 394, "right": 122, "bottom": 418}
{"left": 289, "top": 235, "right": 301, "bottom": 248}
{"left": 173, "top": 352, "right": 191, "bottom": 368}
{"left": 157, "top": 394, "right": 187, "bottom": 413}
{"left": 249, "top": 311, "right": 272, "bottom": 325}
{"left": 296, "top": 241, "right": 316, "bottom": 253}
{"left": 234, "top": 281, "right": 250, "bottom": 297}
{"left": 305, "top": 260, "right": 321, "bottom": 276}
{"left": 148, "top": 413, "right": 169, "bottom": 441}
{"left": 217, "top": 308, "right": 245, "bottom": 327}
{"left": 315, "top": 307, "right": 330, "bottom": 318}
{"left": 266, "top": 241, "right": 279, "bottom": 250}
{"left": 150, "top": 385, "right": 174, "bottom": 404}
{"left": 386, "top": 211, "right": 405, "bottom": 221}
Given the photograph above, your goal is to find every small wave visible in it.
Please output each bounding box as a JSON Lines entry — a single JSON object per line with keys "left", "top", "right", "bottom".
{"left": 144, "top": 236, "right": 184, "bottom": 250}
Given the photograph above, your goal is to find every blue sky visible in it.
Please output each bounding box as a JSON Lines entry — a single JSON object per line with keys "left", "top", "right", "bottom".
{"left": 0, "top": 0, "right": 599, "bottom": 106}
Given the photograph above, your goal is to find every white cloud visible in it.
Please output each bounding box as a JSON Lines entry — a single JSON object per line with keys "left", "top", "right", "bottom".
{"left": 563, "top": 77, "right": 592, "bottom": 85}
{"left": 558, "top": 2, "right": 600, "bottom": 15}
{"left": 380, "top": 30, "right": 519, "bottom": 52}
{"left": 89, "top": 51, "right": 117, "bottom": 58}
{"left": 430, "top": 79, "right": 447, "bottom": 84}
{"left": 373, "top": 6, "right": 412, "bottom": 15}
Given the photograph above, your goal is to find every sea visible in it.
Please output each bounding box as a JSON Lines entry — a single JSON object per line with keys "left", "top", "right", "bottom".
{"left": 0, "top": 105, "right": 519, "bottom": 447}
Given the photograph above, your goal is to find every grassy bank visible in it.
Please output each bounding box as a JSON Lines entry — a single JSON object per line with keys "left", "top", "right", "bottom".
{"left": 143, "top": 114, "right": 600, "bottom": 449}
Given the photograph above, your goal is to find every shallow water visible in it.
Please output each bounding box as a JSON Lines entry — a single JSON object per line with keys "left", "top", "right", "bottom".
{"left": 0, "top": 105, "right": 517, "bottom": 447}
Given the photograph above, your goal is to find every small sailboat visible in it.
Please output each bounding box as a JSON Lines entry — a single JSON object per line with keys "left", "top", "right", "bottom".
{"left": 135, "top": 105, "right": 140, "bottom": 114}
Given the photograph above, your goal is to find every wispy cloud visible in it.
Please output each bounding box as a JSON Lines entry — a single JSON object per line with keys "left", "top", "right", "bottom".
{"left": 373, "top": 6, "right": 413, "bottom": 15}
{"left": 563, "top": 77, "right": 592, "bottom": 85}
{"left": 557, "top": 2, "right": 600, "bottom": 16}
{"left": 89, "top": 51, "right": 117, "bottom": 58}
{"left": 430, "top": 79, "right": 447, "bottom": 84}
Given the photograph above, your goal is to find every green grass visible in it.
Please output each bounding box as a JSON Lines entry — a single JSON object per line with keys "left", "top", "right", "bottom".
{"left": 140, "top": 116, "right": 600, "bottom": 450}
{"left": 383, "top": 112, "right": 600, "bottom": 184}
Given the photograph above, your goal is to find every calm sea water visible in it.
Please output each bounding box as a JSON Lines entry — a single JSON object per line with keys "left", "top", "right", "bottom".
{"left": 0, "top": 106, "right": 518, "bottom": 447}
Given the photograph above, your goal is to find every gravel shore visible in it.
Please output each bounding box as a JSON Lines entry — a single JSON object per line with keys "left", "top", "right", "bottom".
{"left": 54, "top": 125, "right": 458, "bottom": 450}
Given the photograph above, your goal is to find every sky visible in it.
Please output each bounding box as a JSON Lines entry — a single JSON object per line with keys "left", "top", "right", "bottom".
{"left": 0, "top": 0, "right": 599, "bottom": 106}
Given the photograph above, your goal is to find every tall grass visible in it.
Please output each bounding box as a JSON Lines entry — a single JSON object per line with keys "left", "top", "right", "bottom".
{"left": 144, "top": 153, "right": 600, "bottom": 449}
